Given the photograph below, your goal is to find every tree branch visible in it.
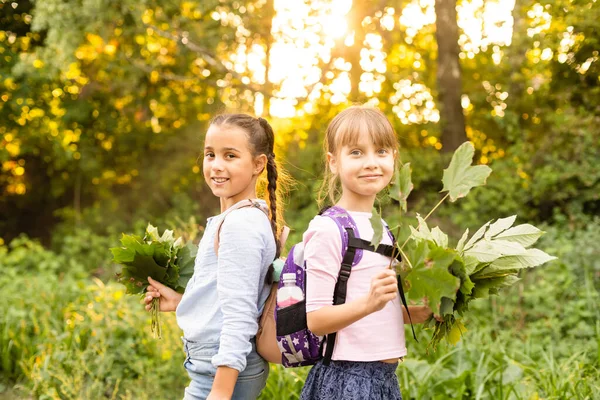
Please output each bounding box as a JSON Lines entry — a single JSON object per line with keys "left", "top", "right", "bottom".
{"left": 145, "top": 24, "right": 264, "bottom": 92}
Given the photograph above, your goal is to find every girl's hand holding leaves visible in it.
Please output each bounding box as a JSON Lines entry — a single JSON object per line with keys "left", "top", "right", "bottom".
{"left": 144, "top": 277, "right": 182, "bottom": 312}
{"left": 370, "top": 142, "right": 556, "bottom": 349}
{"left": 111, "top": 224, "right": 197, "bottom": 338}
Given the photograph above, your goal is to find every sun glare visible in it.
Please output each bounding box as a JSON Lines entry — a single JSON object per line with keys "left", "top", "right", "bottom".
{"left": 222, "top": 0, "right": 522, "bottom": 120}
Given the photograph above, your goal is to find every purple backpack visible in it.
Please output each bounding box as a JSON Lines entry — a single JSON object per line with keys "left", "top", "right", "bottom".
{"left": 274, "top": 206, "right": 415, "bottom": 367}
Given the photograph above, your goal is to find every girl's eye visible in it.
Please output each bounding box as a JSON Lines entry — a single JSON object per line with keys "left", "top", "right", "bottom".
{"left": 350, "top": 150, "right": 362, "bottom": 156}
{"left": 225, "top": 153, "right": 236, "bottom": 159}
{"left": 205, "top": 152, "right": 214, "bottom": 158}
{"left": 378, "top": 149, "right": 389, "bottom": 155}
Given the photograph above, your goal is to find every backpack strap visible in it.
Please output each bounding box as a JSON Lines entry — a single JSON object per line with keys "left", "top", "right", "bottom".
{"left": 386, "top": 229, "right": 417, "bottom": 342}
{"left": 346, "top": 229, "right": 416, "bottom": 340}
{"left": 347, "top": 237, "right": 401, "bottom": 260}
{"left": 214, "top": 199, "right": 290, "bottom": 265}
{"left": 213, "top": 199, "right": 269, "bottom": 256}
{"left": 319, "top": 207, "right": 417, "bottom": 365}
{"left": 319, "top": 206, "right": 364, "bottom": 266}
{"left": 319, "top": 206, "right": 361, "bottom": 365}
{"left": 344, "top": 223, "right": 417, "bottom": 340}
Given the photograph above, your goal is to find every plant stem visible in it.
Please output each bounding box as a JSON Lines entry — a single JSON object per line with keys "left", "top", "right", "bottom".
{"left": 388, "top": 225, "right": 403, "bottom": 269}
{"left": 151, "top": 297, "right": 162, "bottom": 339}
{"left": 399, "top": 193, "right": 450, "bottom": 251}
{"left": 423, "top": 192, "right": 450, "bottom": 222}
{"left": 398, "top": 247, "right": 413, "bottom": 271}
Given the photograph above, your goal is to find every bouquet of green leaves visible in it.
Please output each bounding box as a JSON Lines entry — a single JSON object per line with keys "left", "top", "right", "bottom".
{"left": 110, "top": 224, "right": 197, "bottom": 338}
{"left": 370, "top": 142, "right": 556, "bottom": 349}
{"left": 400, "top": 214, "right": 555, "bottom": 348}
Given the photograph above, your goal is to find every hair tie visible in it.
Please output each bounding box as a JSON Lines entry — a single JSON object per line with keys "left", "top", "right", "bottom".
{"left": 270, "top": 153, "right": 276, "bottom": 160}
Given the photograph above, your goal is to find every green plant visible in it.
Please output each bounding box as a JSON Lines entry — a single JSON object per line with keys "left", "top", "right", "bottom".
{"left": 110, "top": 224, "right": 197, "bottom": 338}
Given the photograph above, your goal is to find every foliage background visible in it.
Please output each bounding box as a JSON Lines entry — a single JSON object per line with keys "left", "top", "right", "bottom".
{"left": 1, "top": 0, "right": 598, "bottom": 398}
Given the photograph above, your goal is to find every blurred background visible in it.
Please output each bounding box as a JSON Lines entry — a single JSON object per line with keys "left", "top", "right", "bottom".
{"left": 0, "top": 0, "right": 598, "bottom": 399}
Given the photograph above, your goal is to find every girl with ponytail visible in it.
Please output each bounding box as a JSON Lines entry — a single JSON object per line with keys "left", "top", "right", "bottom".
{"left": 143, "top": 114, "right": 290, "bottom": 400}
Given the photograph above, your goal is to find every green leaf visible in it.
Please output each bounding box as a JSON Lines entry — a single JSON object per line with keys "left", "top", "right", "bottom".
{"left": 440, "top": 296, "right": 454, "bottom": 316}
{"left": 456, "top": 228, "right": 469, "bottom": 253}
{"left": 146, "top": 224, "right": 160, "bottom": 241}
{"left": 152, "top": 241, "right": 172, "bottom": 268}
{"left": 450, "top": 258, "right": 475, "bottom": 296}
{"left": 488, "top": 239, "right": 528, "bottom": 255}
{"left": 160, "top": 229, "right": 175, "bottom": 244}
{"left": 110, "top": 246, "right": 135, "bottom": 264}
{"left": 409, "top": 214, "right": 432, "bottom": 242}
{"left": 176, "top": 242, "right": 197, "bottom": 291}
{"left": 173, "top": 237, "right": 184, "bottom": 250}
{"left": 120, "top": 234, "right": 153, "bottom": 257}
{"left": 389, "top": 162, "right": 413, "bottom": 212}
{"left": 131, "top": 253, "right": 168, "bottom": 281}
{"left": 463, "top": 255, "right": 479, "bottom": 275}
{"left": 431, "top": 227, "right": 448, "bottom": 248}
{"left": 471, "top": 275, "right": 521, "bottom": 298}
{"left": 400, "top": 239, "right": 429, "bottom": 283}
{"left": 463, "top": 220, "right": 492, "bottom": 251}
{"left": 472, "top": 268, "right": 520, "bottom": 281}
{"left": 404, "top": 245, "right": 461, "bottom": 315}
{"left": 116, "top": 253, "right": 168, "bottom": 294}
{"left": 494, "top": 224, "right": 544, "bottom": 248}
{"left": 441, "top": 142, "right": 492, "bottom": 202}
{"left": 470, "top": 261, "right": 491, "bottom": 276}
{"left": 112, "top": 226, "right": 198, "bottom": 295}
{"left": 369, "top": 208, "right": 385, "bottom": 248}
{"left": 472, "top": 248, "right": 557, "bottom": 279}
{"left": 464, "top": 239, "right": 527, "bottom": 263}
{"left": 464, "top": 241, "right": 502, "bottom": 263}
{"left": 447, "top": 319, "right": 467, "bottom": 345}
{"left": 485, "top": 216, "right": 517, "bottom": 239}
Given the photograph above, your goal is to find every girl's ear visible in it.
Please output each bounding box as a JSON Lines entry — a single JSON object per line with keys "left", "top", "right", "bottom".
{"left": 327, "top": 152, "right": 337, "bottom": 175}
{"left": 253, "top": 154, "right": 268, "bottom": 176}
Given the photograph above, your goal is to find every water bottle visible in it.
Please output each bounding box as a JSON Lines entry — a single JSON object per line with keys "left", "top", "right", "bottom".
{"left": 277, "top": 273, "right": 304, "bottom": 308}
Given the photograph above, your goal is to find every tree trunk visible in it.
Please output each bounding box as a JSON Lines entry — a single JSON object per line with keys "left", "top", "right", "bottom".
{"left": 345, "top": 1, "right": 369, "bottom": 103}
{"left": 435, "top": 0, "right": 467, "bottom": 152}
{"left": 74, "top": 169, "right": 81, "bottom": 227}
{"left": 262, "top": 0, "right": 275, "bottom": 116}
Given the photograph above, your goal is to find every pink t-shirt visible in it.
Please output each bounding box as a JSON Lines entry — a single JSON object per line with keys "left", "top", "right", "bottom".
{"left": 304, "top": 211, "right": 407, "bottom": 362}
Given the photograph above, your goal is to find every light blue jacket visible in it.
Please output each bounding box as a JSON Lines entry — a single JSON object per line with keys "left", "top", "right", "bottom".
{"left": 176, "top": 199, "right": 276, "bottom": 372}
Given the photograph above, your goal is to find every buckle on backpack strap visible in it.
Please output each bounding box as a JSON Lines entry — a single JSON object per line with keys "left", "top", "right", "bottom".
{"left": 339, "top": 264, "right": 351, "bottom": 280}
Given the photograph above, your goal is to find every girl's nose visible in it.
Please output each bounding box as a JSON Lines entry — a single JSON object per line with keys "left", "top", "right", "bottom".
{"left": 364, "top": 153, "right": 378, "bottom": 168}
{"left": 211, "top": 157, "right": 225, "bottom": 171}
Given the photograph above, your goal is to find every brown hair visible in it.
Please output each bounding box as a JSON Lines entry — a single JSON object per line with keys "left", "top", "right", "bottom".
{"left": 318, "top": 106, "right": 399, "bottom": 206}
{"left": 210, "top": 114, "right": 290, "bottom": 283}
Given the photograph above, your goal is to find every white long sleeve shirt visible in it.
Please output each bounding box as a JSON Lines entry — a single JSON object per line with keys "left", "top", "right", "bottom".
{"left": 176, "top": 199, "right": 276, "bottom": 372}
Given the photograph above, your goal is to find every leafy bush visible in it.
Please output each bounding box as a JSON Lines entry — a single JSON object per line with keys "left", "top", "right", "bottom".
{"left": 0, "top": 272, "right": 187, "bottom": 399}
{"left": 2, "top": 218, "right": 598, "bottom": 399}
{"left": 0, "top": 235, "right": 85, "bottom": 279}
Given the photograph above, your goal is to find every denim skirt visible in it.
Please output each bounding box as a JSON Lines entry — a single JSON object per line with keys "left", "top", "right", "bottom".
{"left": 300, "top": 360, "right": 402, "bottom": 400}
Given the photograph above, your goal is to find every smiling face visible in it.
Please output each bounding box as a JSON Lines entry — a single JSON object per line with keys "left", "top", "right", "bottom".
{"left": 321, "top": 106, "right": 399, "bottom": 212}
{"left": 328, "top": 129, "right": 395, "bottom": 212}
{"left": 203, "top": 124, "right": 266, "bottom": 209}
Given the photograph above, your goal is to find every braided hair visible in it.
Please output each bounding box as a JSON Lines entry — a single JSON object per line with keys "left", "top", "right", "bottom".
{"left": 210, "top": 114, "right": 288, "bottom": 284}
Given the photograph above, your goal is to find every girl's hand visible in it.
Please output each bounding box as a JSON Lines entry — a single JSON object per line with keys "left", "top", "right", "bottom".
{"left": 405, "top": 305, "right": 442, "bottom": 324}
{"left": 143, "top": 276, "right": 183, "bottom": 312}
{"left": 364, "top": 269, "right": 398, "bottom": 314}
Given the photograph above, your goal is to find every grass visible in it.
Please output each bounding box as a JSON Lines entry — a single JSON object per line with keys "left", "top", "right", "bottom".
{"left": 1, "top": 222, "right": 599, "bottom": 399}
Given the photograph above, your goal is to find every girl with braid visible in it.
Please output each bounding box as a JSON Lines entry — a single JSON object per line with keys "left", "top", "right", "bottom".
{"left": 144, "top": 114, "right": 289, "bottom": 400}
